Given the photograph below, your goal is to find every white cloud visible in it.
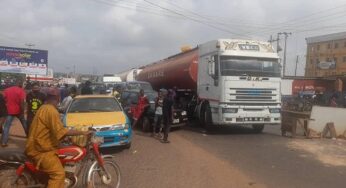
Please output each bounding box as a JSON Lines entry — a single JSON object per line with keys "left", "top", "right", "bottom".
{"left": 0, "top": 0, "right": 346, "bottom": 75}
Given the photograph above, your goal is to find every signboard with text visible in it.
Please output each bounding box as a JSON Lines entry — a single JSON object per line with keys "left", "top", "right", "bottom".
{"left": 317, "top": 61, "right": 335, "bottom": 70}
{"left": 0, "top": 46, "right": 48, "bottom": 75}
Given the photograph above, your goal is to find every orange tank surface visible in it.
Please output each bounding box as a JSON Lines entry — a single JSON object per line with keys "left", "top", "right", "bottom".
{"left": 137, "top": 48, "right": 198, "bottom": 91}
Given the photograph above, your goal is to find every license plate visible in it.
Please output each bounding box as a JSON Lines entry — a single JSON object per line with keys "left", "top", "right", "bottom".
{"left": 173, "top": 119, "right": 180, "bottom": 124}
{"left": 92, "top": 136, "right": 104, "bottom": 144}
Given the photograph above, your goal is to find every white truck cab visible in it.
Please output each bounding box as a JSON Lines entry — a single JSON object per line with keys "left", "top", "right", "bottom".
{"left": 197, "top": 39, "right": 281, "bottom": 132}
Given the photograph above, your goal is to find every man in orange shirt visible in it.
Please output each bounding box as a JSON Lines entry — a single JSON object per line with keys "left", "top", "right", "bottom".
{"left": 26, "top": 87, "right": 91, "bottom": 188}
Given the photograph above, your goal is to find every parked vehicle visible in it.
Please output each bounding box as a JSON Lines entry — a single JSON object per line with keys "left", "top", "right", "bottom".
{"left": 125, "top": 81, "right": 153, "bottom": 92}
{"left": 136, "top": 39, "right": 282, "bottom": 132}
{"left": 120, "top": 89, "right": 157, "bottom": 132}
{"left": 120, "top": 89, "right": 188, "bottom": 132}
{"left": 0, "top": 132, "right": 121, "bottom": 188}
{"left": 63, "top": 95, "right": 132, "bottom": 148}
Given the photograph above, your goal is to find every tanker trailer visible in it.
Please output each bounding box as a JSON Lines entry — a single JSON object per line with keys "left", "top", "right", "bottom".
{"left": 137, "top": 39, "right": 282, "bottom": 132}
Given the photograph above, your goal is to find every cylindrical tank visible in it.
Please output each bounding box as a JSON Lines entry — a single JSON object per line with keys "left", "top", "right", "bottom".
{"left": 137, "top": 48, "right": 198, "bottom": 91}
{"left": 118, "top": 69, "right": 142, "bottom": 82}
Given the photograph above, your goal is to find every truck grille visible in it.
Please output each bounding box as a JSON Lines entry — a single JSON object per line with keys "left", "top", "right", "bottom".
{"left": 228, "top": 88, "right": 278, "bottom": 105}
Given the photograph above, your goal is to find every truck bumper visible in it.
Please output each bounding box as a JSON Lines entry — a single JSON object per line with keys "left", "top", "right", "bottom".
{"left": 212, "top": 106, "right": 281, "bottom": 125}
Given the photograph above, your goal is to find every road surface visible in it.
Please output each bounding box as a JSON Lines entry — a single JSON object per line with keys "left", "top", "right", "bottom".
{"left": 3, "top": 124, "right": 346, "bottom": 188}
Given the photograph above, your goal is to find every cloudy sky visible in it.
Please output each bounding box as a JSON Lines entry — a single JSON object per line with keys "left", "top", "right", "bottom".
{"left": 1, "top": 0, "right": 346, "bottom": 76}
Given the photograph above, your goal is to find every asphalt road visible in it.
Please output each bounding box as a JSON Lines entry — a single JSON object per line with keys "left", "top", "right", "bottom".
{"left": 3, "top": 125, "right": 346, "bottom": 188}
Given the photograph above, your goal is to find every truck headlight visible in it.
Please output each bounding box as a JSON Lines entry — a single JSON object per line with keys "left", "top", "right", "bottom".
{"left": 222, "top": 108, "right": 238, "bottom": 113}
{"left": 269, "top": 108, "right": 281, "bottom": 113}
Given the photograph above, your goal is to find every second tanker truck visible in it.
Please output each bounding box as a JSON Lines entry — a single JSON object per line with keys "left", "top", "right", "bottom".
{"left": 137, "top": 39, "right": 282, "bottom": 132}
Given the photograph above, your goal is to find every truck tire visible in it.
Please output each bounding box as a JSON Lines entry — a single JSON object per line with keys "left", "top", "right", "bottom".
{"left": 201, "top": 103, "right": 213, "bottom": 131}
{"left": 252, "top": 124, "right": 264, "bottom": 133}
{"left": 142, "top": 116, "right": 151, "bottom": 132}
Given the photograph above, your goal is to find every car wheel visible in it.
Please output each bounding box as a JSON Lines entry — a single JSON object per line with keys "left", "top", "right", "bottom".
{"left": 124, "top": 142, "right": 131, "bottom": 149}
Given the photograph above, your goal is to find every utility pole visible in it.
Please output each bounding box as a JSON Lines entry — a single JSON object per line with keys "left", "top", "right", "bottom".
{"left": 294, "top": 55, "right": 299, "bottom": 76}
{"left": 25, "top": 43, "right": 36, "bottom": 81}
{"left": 278, "top": 32, "right": 292, "bottom": 77}
{"left": 268, "top": 34, "right": 281, "bottom": 53}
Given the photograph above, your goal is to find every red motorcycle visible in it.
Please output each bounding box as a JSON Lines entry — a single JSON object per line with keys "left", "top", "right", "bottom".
{"left": 0, "top": 134, "right": 121, "bottom": 188}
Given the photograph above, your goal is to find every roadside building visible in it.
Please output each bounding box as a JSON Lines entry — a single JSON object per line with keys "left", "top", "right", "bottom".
{"left": 305, "top": 31, "right": 346, "bottom": 78}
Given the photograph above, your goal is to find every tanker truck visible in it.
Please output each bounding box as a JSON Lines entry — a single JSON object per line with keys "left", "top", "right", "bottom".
{"left": 137, "top": 39, "right": 281, "bottom": 132}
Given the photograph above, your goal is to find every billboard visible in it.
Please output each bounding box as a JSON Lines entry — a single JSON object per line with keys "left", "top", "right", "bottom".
{"left": 27, "top": 68, "right": 54, "bottom": 82}
{"left": 0, "top": 46, "right": 48, "bottom": 75}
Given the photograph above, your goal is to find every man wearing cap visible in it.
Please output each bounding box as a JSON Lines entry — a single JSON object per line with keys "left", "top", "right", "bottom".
{"left": 26, "top": 82, "right": 46, "bottom": 131}
{"left": 25, "top": 87, "right": 91, "bottom": 188}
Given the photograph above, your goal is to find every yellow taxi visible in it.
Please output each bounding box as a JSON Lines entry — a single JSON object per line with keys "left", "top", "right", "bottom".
{"left": 63, "top": 95, "right": 132, "bottom": 148}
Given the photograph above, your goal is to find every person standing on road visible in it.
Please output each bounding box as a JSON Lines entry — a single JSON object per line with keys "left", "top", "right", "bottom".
{"left": 26, "top": 82, "right": 46, "bottom": 131}
{"left": 81, "top": 81, "right": 93, "bottom": 95}
{"left": 59, "top": 84, "right": 69, "bottom": 102}
{"left": 131, "top": 89, "right": 149, "bottom": 127}
{"left": 0, "top": 90, "right": 7, "bottom": 133}
{"left": 152, "top": 89, "right": 164, "bottom": 138}
{"left": 59, "top": 86, "right": 77, "bottom": 112}
{"left": 1, "top": 79, "right": 27, "bottom": 147}
{"left": 161, "top": 89, "right": 173, "bottom": 143}
{"left": 25, "top": 87, "right": 91, "bottom": 188}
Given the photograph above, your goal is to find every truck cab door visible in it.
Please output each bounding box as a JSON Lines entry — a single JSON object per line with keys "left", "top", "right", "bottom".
{"left": 198, "top": 55, "right": 220, "bottom": 102}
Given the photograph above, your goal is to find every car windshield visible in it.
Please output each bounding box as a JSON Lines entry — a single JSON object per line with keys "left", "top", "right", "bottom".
{"left": 220, "top": 56, "right": 280, "bottom": 77}
{"left": 145, "top": 92, "right": 158, "bottom": 102}
{"left": 126, "top": 82, "right": 153, "bottom": 91}
{"left": 68, "top": 98, "right": 122, "bottom": 113}
{"left": 121, "top": 92, "right": 139, "bottom": 106}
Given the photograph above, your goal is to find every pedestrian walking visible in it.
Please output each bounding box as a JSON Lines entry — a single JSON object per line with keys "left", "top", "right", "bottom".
{"left": 161, "top": 89, "right": 173, "bottom": 143}
{"left": 26, "top": 82, "right": 46, "bottom": 130}
{"left": 59, "top": 86, "right": 77, "bottom": 113}
{"left": 151, "top": 89, "right": 164, "bottom": 138}
{"left": 1, "top": 79, "right": 27, "bottom": 147}
{"left": 81, "top": 81, "right": 93, "bottom": 95}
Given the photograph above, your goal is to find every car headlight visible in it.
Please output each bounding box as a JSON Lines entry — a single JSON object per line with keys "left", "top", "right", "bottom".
{"left": 181, "top": 111, "right": 187, "bottom": 116}
{"left": 124, "top": 123, "right": 130, "bottom": 129}
{"left": 109, "top": 125, "right": 124, "bottom": 130}
{"left": 222, "top": 108, "right": 238, "bottom": 113}
{"left": 269, "top": 108, "right": 281, "bottom": 113}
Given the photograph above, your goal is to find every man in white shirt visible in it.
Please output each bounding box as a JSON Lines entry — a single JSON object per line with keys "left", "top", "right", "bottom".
{"left": 59, "top": 86, "right": 77, "bottom": 112}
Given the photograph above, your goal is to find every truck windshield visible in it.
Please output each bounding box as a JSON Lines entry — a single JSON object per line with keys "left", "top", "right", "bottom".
{"left": 220, "top": 56, "right": 280, "bottom": 77}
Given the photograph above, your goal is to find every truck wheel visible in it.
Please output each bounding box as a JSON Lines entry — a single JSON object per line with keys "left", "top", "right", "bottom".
{"left": 142, "top": 116, "right": 151, "bottom": 132}
{"left": 203, "top": 104, "right": 213, "bottom": 131}
{"left": 252, "top": 124, "right": 264, "bottom": 133}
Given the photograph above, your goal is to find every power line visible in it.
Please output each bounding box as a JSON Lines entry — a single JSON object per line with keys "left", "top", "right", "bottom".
{"left": 142, "top": 0, "right": 251, "bottom": 37}
{"left": 246, "top": 3, "right": 346, "bottom": 36}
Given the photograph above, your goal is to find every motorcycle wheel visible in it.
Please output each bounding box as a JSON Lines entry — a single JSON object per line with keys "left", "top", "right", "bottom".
{"left": 0, "top": 169, "right": 35, "bottom": 188}
{"left": 89, "top": 158, "right": 121, "bottom": 188}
